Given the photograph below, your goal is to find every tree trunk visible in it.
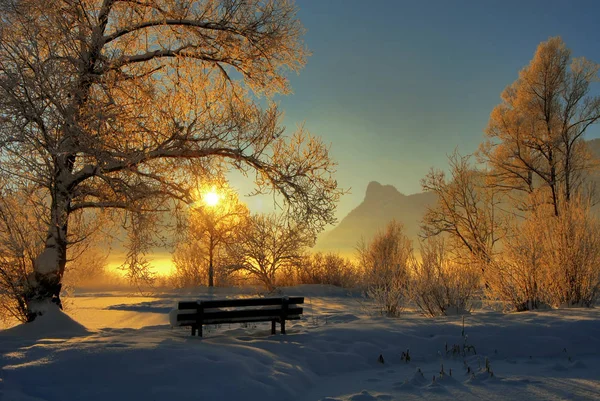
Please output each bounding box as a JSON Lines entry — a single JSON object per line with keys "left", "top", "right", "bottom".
{"left": 549, "top": 150, "right": 559, "bottom": 217}
{"left": 24, "top": 170, "right": 71, "bottom": 321}
{"left": 208, "top": 234, "right": 214, "bottom": 287}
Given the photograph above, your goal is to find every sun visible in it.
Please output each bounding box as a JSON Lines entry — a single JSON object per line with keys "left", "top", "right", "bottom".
{"left": 203, "top": 190, "right": 220, "bottom": 207}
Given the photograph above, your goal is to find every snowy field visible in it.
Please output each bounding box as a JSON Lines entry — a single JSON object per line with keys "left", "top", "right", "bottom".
{"left": 1, "top": 285, "right": 600, "bottom": 401}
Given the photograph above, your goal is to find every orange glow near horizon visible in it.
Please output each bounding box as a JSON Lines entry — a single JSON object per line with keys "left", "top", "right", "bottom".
{"left": 107, "top": 257, "right": 175, "bottom": 277}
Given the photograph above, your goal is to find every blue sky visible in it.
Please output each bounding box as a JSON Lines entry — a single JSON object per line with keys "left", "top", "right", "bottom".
{"left": 234, "top": 0, "right": 600, "bottom": 222}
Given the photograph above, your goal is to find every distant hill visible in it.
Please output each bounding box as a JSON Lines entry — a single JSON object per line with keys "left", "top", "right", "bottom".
{"left": 314, "top": 181, "right": 436, "bottom": 256}
{"left": 316, "top": 139, "right": 600, "bottom": 257}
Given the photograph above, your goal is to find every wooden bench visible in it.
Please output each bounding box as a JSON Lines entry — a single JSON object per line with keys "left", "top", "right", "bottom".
{"left": 174, "top": 296, "right": 304, "bottom": 337}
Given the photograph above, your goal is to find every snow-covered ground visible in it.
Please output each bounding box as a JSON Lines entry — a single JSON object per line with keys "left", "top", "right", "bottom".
{"left": 1, "top": 285, "right": 599, "bottom": 401}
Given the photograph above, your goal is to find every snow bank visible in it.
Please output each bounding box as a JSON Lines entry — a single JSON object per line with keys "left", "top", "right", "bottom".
{"left": 0, "top": 303, "right": 89, "bottom": 341}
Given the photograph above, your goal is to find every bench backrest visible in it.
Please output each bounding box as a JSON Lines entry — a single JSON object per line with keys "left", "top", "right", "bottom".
{"left": 176, "top": 297, "right": 304, "bottom": 325}
{"left": 178, "top": 296, "right": 304, "bottom": 311}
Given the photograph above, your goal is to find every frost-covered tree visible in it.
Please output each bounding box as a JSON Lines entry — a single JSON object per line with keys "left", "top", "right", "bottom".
{"left": 480, "top": 37, "right": 600, "bottom": 215}
{"left": 478, "top": 37, "right": 600, "bottom": 310}
{"left": 422, "top": 38, "right": 600, "bottom": 311}
{"left": 0, "top": 0, "right": 341, "bottom": 320}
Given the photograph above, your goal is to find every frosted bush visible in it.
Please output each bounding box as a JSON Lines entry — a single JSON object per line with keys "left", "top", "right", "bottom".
{"left": 486, "top": 196, "right": 600, "bottom": 310}
{"left": 293, "top": 252, "right": 357, "bottom": 288}
{"left": 411, "top": 237, "right": 480, "bottom": 316}
{"left": 358, "top": 221, "right": 412, "bottom": 317}
{"left": 544, "top": 198, "right": 600, "bottom": 307}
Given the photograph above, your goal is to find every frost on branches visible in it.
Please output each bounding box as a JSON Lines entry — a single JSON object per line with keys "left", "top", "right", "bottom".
{"left": 0, "top": 0, "right": 342, "bottom": 320}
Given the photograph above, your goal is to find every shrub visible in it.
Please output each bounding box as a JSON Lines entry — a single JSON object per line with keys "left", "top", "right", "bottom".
{"left": 294, "top": 252, "right": 357, "bottom": 287}
{"left": 358, "top": 221, "right": 412, "bottom": 317}
{"left": 486, "top": 196, "right": 600, "bottom": 310}
{"left": 486, "top": 213, "right": 549, "bottom": 311}
{"left": 544, "top": 198, "right": 600, "bottom": 307}
{"left": 411, "top": 237, "right": 480, "bottom": 316}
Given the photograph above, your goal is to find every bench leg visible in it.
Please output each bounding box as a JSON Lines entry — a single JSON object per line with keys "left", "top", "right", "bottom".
{"left": 271, "top": 320, "right": 276, "bottom": 335}
{"left": 198, "top": 324, "right": 203, "bottom": 338}
{"left": 191, "top": 326, "right": 196, "bottom": 336}
{"left": 281, "top": 319, "right": 286, "bottom": 335}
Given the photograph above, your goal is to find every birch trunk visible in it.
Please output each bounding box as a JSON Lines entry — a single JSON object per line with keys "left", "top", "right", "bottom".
{"left": 25, "top": 162, "right": 72, "bottom": 320}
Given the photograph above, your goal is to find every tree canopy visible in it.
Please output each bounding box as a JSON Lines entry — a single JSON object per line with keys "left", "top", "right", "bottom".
{"left": 0, "top": 0, "right": 342, "bottom": 319}
{"left": 481, "top": 37, "right": 600, "bottom": 215}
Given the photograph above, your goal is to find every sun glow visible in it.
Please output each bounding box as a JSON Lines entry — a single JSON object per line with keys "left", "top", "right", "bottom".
{"left": 203, "top": 190, "right": 220, "bottom": 207}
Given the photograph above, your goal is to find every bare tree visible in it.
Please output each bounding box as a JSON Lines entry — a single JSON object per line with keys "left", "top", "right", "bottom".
{"left": 226, "top": 213, "right": 313, "bottom": 290}
{"left": 0, "top": 0, "right": 341, "bottom": 319}
{"left": 174, "top": 183, "right": 249, "bottom": 287}
{"left": 480, "top": 37, "right": 600, "bottom": 216}
{"left": 191, "top": 185, "right": 249, "bottom": 287}
{"left": 421, "top": 151, "right": 505, "bottom": 266}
